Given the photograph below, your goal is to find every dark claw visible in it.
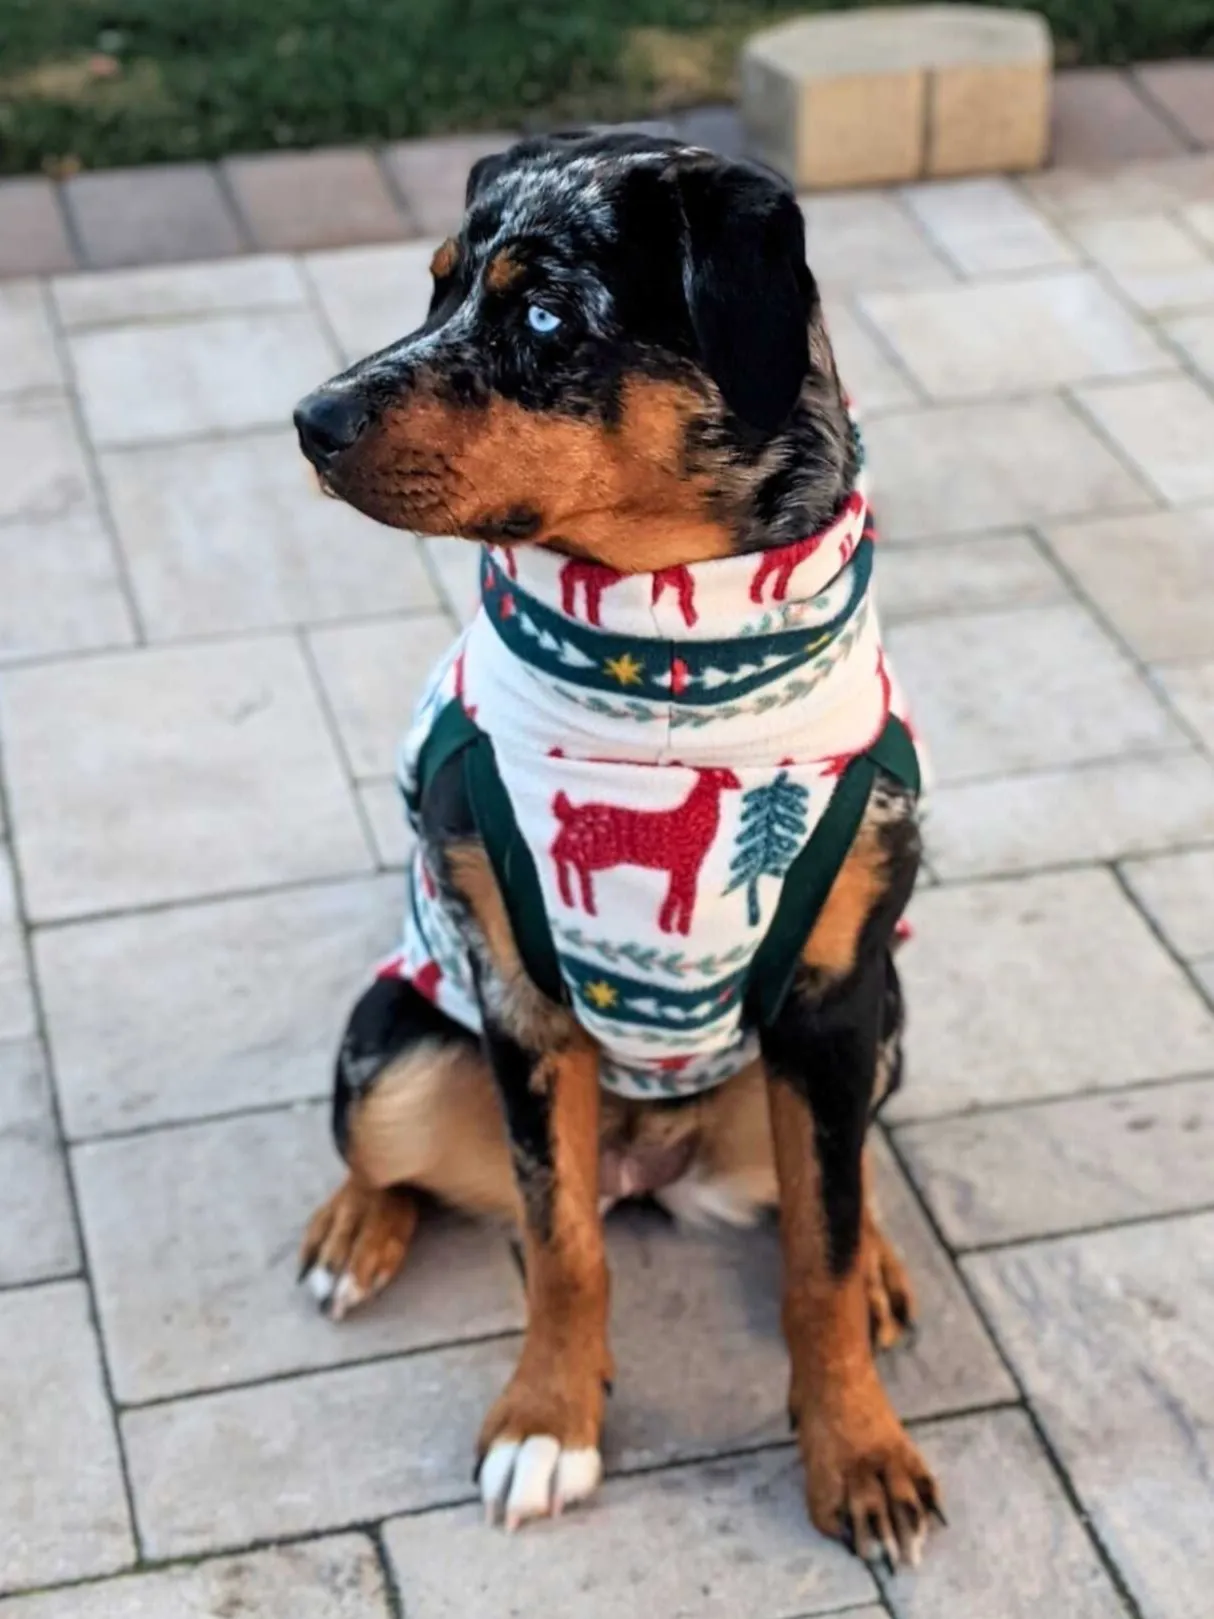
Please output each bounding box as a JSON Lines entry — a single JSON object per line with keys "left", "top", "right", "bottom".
{"left": 891, "top": 1292, "right": 913, "bottom": 1328}
{"left": 881, "top": 1548, "right": 897, "bottom": 1580}
{"left": 930, "top": 1502, "right": 949, "bottom": 1529}
{"left": 297, "top": 1255, "right": 316, "bottom": 1285}
{"left": 602, "top": 1377, "right": 614, "bottom": 1397}
{"left": 838, "top": 1515, "right": 857, "bottom": 1557}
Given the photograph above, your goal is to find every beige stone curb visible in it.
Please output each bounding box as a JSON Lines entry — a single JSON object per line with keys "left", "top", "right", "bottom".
{"left": 741, "top": 5, "right": 1051, "bottom": 189}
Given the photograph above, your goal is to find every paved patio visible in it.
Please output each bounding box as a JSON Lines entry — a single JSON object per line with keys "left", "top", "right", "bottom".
{"left": 3, "top": 153, "right": 1214, "bottom": 1617}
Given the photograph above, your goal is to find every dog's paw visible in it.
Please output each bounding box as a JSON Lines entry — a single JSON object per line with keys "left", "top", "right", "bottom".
{"left": 803, "top": 1408, "right": 943, "bottom": 1570}
{"left": 297, "top": 1180, "right": 417, "bottom": 1321}
{"left": 479, "top": 1436, "right": 603, "bottom": 1529}
{"left": 475, "top": 1351, "right": 609, "bottom": 1530}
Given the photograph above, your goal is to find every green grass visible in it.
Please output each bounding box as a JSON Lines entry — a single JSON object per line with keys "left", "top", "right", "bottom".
{"left": 1, "top": 0, "right": 1212, "bottom": 175}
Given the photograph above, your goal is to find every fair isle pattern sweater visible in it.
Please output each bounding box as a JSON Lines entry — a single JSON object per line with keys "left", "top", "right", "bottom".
{"left": 381, "top": 453, "right": 922, "bottom": 1100}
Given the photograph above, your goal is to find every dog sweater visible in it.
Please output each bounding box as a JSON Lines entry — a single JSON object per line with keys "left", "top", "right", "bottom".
{"left": 381, "top": 451, "right": 923, "bottom": 1100}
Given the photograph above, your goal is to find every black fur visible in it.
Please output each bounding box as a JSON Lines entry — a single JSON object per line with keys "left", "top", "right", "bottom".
{"left": 333, "top": 976, "right": 475, "bottom": 1158}
{"left": 759, "top": 777, "right": 920, "bottom": 1275}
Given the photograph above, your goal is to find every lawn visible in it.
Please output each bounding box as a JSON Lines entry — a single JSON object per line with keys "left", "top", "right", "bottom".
{"left": 1, "top": 0, "right": 1212, "bottom": 175}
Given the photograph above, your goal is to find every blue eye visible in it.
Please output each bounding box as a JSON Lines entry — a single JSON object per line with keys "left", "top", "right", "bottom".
{"left": 527, "top": 304, "right": 562, "bottom": 335}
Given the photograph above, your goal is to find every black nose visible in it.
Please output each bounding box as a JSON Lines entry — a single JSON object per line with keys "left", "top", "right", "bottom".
{"left": 294, "top": 389, "right": 371, "bottom": 468}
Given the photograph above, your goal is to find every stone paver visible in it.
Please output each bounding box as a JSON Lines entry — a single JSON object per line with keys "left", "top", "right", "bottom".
{"left": 0, "top": 1538, "right": 392, "bottom": 1619}
{"left": 0, "top": 180, "right": 75, "bottom": 278}
{"left": 37, "top": 877, "right": 401, "bottom": 1137}
{"left": 359, "top": 780, "right": 414, "bottom": 868}
{"left": 1166, "top": 310, "right": 1214, "bottom": 385}
{"left": 53, "top": 255, "right": 307, "bottom": 329}
{"left": 0, "top": 1282, "right": 133, "bottom": 1592}
{"left": 881, "top": 1410, "right": 1126, "bottom": 1619}
{"left": 64, "top": 165, "right": 243, "bottom": 270}
{"left": 382, "top": 134, "right": 511, "bottom": 237}
{"left": 897, "top": 1076, "right": 1214, "bottom": 1248}
{"left": 1158, "top": 658, "right": 1214, "bottom": 751}
{"left": 225, "top": 148, "right": 407, "bottom": 251}
{"left": 1075, "top": 375, "right": 1214, "bottom": 506}
{"left": 877, "top": 531, "right": 1067, "bottom": 623}
{"left": 74, "top": 1104, "right": 523, "bottom": 1402}
{"left": 925, "top": 751, "right": 1214, "bottom": 879}
{"left": 68, "top": 309, "right": 337, "bottom": 448}
{"left": 1024, "top": 153, "right": 1214, "bottom": 220}
{"left": 385, "top": 1448, "right": 877, "bottom": 1619}
{"left": 0, "top": 849, "right": 35, "bottom": 1043}
{"left": 0, "top": 1042, "right": 78, "bottom": 1287}
{"left": 305, "top": 241, "right": 435, "bottom": 361}
{"left": 967, "top": 1215, "right": 1214, "bottom": 1619}
{"left": 891, "top": 868, "right": 1214, "bottom": 1120}
{"left": 5, "top": 151, "right": 1214, "bottom": 1614}
{"left": 1050, "top": 68, "right": 1187, "bottom": 167}
{"left": 0, "top": 281, "right": 61, "bottom": 395}
{"left": 1135, "top": 61, "right": 1214, "bottom": 150}
{"left": 799, "top": 191, "right": 955, "bottom": 291}
{"left": 822, "top": 300, "right": 917, "bottom": 412}
{"left": 862, "top": 270, "right": 1171, "bottom": 400}
{"left": 2, "top": 638, "right": 371, "bottom": 922}
{"left": 1046, "top": 505, "right": 1214, "bottom": 662}
{"left": 1122, "top": 846, "right": 1214, "bottom": 960}
{"left": 0, "top": 392, "right": 92, "bottom": 524}
{"left": 887, "top": 603, "right": 1182, "bottom": 782}
{"left": 1068, "top": 212, "right": 1214, "bottom": 313}
{"left": 864, "top": 396, "right": 1149, "bottom": 540}
{"left": 99, "top": 431, "right": 438, "bottom": 637}
{"left": 424, "top": 535, "right": 481, "bottom": 623}
{"left": 900, "top": 176, "right": 1075, "bottom": 276}
{"left": 0, "top": 510, "right": 134, "bottom": 663}
{"left": 123, "top": 1338, "right": 518, "bottom": 1556}
{"left": 308, "top": 614, "right": 458, "bottom": 781}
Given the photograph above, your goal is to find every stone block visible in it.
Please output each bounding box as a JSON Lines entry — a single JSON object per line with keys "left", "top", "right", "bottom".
{"left": 742, "top": 7, "right": 1051, "bottom": 190}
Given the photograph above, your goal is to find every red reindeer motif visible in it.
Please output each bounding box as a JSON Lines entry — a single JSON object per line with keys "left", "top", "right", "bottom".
{"left": 749, "top": 491, "right": 866, "bottom": 603}
{"left": 559, "top": 559, "right": 621, "bottom": 625}
{"left": 551, "top": 767, "right": 741, "bottom": 935}
{"left": 651, "top": 565, "right": 698, "bottom": 627}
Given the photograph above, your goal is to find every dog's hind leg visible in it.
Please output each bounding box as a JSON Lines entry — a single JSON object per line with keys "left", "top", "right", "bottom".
{"left": 299, "top": 976, "right": 520, "bottom": 1319}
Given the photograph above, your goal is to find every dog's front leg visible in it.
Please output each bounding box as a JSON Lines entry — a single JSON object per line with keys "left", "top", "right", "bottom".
{"left": 476, "top": 1017, "right": 610, "bottom": 1528}
{"left": 762, "top": 946, "right": 941, "bottom": 1569}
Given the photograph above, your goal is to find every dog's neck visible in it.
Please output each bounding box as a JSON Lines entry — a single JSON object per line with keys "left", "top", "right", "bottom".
{"left": 477, "top": 452, "right": 871, "bottom": 679}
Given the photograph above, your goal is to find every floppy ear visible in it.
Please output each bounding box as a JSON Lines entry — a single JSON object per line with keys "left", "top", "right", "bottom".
{"left": 673, "top": 164, "right": 813, "bottom": 435}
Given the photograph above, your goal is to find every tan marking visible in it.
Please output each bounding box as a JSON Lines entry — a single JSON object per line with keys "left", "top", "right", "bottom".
{"left": 802, "top": 819, "right": 888, "bottom": 981}
{"left": 485, "top": 248, "right": 525, "bottom": 292}
{"left": 299, "top": 1179, "right": 419, "bottom": 1315}
{"left": 445, "top": 840, "right": 574, "bottom": 1049}
{"left": 479, "top": 1037, "right": 612, "bottom": 1455}
{"left": 765, "top": 1079, "right": 940, "bottom": 1556}
{"left": 430, "top": 237, "right": 460, "bottom": 280}
{"left": 861, "top": 1153, "right": 916, "bottom": 1351}
{"left": 333, "top": 376, "right": 735, "bottom": 571}
{"left": 345, "top": 1037, "right": 521, "bottom": 1219}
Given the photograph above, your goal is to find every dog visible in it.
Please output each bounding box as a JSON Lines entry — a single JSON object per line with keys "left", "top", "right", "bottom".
{"left": 293, "top": 130, "right": 940, "bottom": 1567}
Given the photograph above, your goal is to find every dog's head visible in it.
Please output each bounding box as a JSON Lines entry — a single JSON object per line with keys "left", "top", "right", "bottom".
{"left": 295, "top": 132, "right": 853, "bottom": 569}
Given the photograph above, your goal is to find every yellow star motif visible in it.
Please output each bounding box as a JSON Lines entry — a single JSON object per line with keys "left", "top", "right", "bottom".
{"left": 603, "top": 651, "right": 644, "bottom": 686}
{"left": 583, "top": 979, "right": 619, "bottom": 1010}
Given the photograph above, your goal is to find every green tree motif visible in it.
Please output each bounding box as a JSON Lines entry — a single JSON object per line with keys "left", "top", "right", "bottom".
{"left": 723, "top": 772, "right": 810, "bottom": 926}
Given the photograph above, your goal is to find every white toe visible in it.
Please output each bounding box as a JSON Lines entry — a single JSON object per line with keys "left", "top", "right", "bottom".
{"left": 505, "top": 1435, "right": 562, "bottom": 1529}
{"left": 479, "top": 1441, "right": 519, "bottom": 1524}
{"left": 306, "top": 1265, "right": 335, "bottom": 1305}
{"left": 554, "top": 1447, "right": 602, "bottom": 1513}
{"left": 329, "top": 1272, "right": 366, "bottom": 1321}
